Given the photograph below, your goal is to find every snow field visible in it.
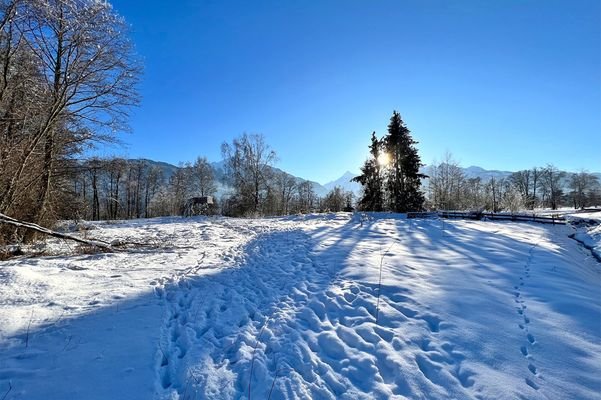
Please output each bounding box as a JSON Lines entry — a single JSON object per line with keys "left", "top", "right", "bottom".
{"left": 0, "top": 213, "right": 599, "bottom": 399}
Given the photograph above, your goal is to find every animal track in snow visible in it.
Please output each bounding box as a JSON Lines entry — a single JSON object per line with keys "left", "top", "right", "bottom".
{"left": 513, "top": 241, "right": 541, "bottom": 392}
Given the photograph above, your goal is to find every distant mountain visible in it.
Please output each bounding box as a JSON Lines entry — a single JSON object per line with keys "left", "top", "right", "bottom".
{"left": 323, "top": 171, "right": 362, "bottom": 195}
{"left": 128, "top": 158, "right": 179, "bottom": 180}
{"left": 129, "top": 159, "right": 601, "bottom": 199}
{"left": 325, "top": 166, "right": 601, "bottom": 196}
{"left": 461, "top": 166, "right": 513, "bottom": 180}
{"left": 269, "top": 166, "right": 329, "bottom": 197}
{"left": 137, "top": 159, "right": 329, "bottom": 198}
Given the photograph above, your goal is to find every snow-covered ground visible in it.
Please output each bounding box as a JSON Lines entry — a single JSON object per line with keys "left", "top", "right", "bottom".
{"left": 565, "top": 210, "right": 601, "bottom": 262}
{"left": 0, "top": 214, "right": 599, "bottom": 399}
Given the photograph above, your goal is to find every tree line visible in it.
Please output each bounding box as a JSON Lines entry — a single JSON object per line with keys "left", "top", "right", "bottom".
{"left": 351, "top": 112, "right": 600, "bottom": 213}
{"left": 69, "top": 133, "right": 355, "bottom": 222}
{"left": 426, "top": 154, "right": 600, "bottom": 212}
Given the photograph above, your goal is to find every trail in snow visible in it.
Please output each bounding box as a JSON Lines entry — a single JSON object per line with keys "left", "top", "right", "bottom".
{"left": 154, "top": 221, "right": 331, "bottom": 398}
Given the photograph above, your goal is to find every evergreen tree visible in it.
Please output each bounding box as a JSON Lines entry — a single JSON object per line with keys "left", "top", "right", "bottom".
{"left": 353, "top": 132, "right": 384, "bottom": 211}
{"left": 382, "top": 111, "right": 425, "bottom": 212}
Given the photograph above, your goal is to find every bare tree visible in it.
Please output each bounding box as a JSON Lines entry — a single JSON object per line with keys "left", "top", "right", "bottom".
{"left": 530, "top": 167, "right": 542, "bottom": 209}
{"left": 502, "top": 185, "right": 525, "bottom": 212}
{"left": 144, "top": 165, "right": 163, "bottom": 218}
{"left": 275, "top": 171, "right": 297, "bottom": 215}
{"left": 104, "top": 158, "right": 126, "bottom": 219}
{"left": 0, "top": 0, "right": 140, "bottom": 229}
{"left": 296, "top": 181, "right": 315, "bottom": 213}
{"left": 221, "top": 133, "right": 277, "bottom": 216}
{"left": 569, "top": 171, "right": 600, "bottom": 209}
{"left": 427, "top": 153, "right": 466, "bottom": 210}
{"left": 510, "top": 170, "right": 533, "bottom": 208}
{"left": 322, "top": 186, "right": 348, "bottom": 212}
{"left": 168, "top": 163, "right": 193, "bottom": 216}
{"left": 192, "top": 156, "right": 216, "bottom": 197}
{"left": 87, "top": 158, "right": 101, "bottom": 220}
{"left": 539, "top": 165, "right": 564, "bottom": 210}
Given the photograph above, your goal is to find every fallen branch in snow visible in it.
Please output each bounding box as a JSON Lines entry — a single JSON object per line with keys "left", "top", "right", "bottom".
{"left": 0, "top": 212, "right": 114, "bottom": 251}
{"left": 0, "top": 213, "right": 161, "bottom": 253}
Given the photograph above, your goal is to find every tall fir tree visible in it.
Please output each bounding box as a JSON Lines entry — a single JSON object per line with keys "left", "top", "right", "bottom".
{"left": 383, "top": 111, "right": 425, "bottom": 212}
{"left": 353, "top": 132, "right": 384, "bottom": 211}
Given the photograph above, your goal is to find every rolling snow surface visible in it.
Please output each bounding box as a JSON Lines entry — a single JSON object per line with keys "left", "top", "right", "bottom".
{"left": 0, "top": 214, "right": 599, "bottom": 399}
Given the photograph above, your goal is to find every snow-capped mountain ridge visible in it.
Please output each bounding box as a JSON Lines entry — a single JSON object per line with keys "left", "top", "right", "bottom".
{"left": 323, "top": 171, "right": 362, "bottom": 195}
{"left": 129, "top": 159, "right": 600, "bottom": 198}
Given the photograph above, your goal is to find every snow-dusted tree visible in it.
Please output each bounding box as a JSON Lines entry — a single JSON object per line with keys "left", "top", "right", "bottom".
{"left": 486, "top": 176, "right": 508, "bottom": 212}
{"left": 322, "top": 186, "right": 348, "bottom": 212}
{"left": 427, "top": 153, "right": 466, "bottom": 210}
{"left": 0, "top": 0, "right": 140, "bottom": 231}
{"left": 568, "top": 171, "right": 600, "bottom": 209}
{"left": 192, "top": 156, "right": 216, "bottom": 197}
{"left": 463, "top": 177, "right": 485, "bottom": 210}
{"left": 221, "top": 133, "right": 277, "bottom": 216}
{"left": 502, "top": 185, "right": 525, "bottom": 213}
{"left": 538, "top": 165, "right": 564, "bottom": 210}
{"left": 296, "top": 180, "right": 316, "bottom": 213}
{"left": 168, "top": 164, "right": 193, "bottom": 216}
{"left": 510, "top": 170, "right": 535, "bottom": 209}
{"left": 144, "top": 165, "right": 164, "bottom": 218}
{"left": 274, "top": 171, "right": 297, "bottom": 215}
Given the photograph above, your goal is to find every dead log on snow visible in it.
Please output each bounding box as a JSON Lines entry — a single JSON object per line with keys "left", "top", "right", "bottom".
{"left": 0, "top": 213, "right": 115, "bottom": 251}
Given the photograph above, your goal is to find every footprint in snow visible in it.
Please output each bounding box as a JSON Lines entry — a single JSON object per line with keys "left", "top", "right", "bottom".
{"left": 520, "top": 346, "right": 528, "bottom": 356}
{"left": 526, "top": 377, "right": 539, "bottom": 390}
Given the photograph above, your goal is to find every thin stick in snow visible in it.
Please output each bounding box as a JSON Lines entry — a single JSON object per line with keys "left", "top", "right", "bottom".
{"left": 248, "top": 317, "right": 271, "bottom": 400}
{"left": 25, "top": 309, "right": 34, "bottom": 348}
{"left": 375, "top": 242, "right": 396, "bottom": 326}
{"left": 268, "top": 367, "right": 288, "bottom": 400}
{"left": 62, "top": 335, "right": 74, "bottom": 352}
{"left": 1, "top": 382, "right": 12, "bottom": 400}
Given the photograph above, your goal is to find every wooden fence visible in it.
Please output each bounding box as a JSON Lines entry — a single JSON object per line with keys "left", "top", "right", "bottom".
{"left": 436, "top": 210, "right": 566, "bottom": 225}
{"left": 406, "top": 212, "right": 438, "bottom": 219}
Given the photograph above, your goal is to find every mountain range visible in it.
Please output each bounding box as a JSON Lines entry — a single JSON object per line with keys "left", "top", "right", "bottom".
{"left": 134, "top": 159, "right": 600, "bottom": 198}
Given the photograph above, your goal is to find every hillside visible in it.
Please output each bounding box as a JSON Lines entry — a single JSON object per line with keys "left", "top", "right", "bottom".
{"left": 135, "top": 159, "right": 329, "bottom": 198}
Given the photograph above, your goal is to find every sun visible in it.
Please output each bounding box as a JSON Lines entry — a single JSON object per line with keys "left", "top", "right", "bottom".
{"left": 377, "top": 152, "right": 390, "bottom": 167}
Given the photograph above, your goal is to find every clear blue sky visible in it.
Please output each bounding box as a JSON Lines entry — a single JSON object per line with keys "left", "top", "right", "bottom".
{"left": 105, "top": 0, "right": 600, "bottom": 183}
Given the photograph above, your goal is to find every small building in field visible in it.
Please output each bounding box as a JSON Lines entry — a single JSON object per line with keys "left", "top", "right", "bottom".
{"left": 183, "top": 196, "right": 214, "bottom": 216}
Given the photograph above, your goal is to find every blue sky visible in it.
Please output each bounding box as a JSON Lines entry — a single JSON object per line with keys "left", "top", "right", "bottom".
{"left": 106, "top": 0, "right": 600, "bottom": 184}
